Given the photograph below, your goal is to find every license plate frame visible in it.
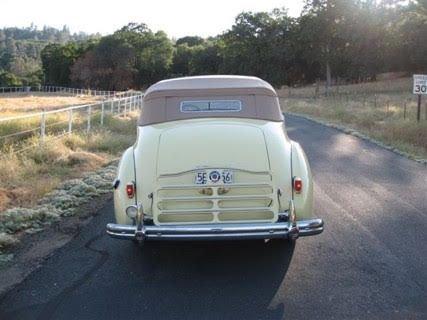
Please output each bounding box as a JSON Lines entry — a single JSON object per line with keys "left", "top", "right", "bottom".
{"left": 195, "top": 169, "right": 233, "bottom": 185}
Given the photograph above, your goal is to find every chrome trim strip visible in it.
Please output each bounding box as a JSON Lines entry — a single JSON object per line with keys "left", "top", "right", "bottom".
{"left": 106, "top": 218, "right": 324, "bottom": 241}
{"left": 158, "top": 194, "right": 274, "bottom": 201}
{"left": 157, "top": 183, "right": 273, "bottom": 190}
{"left": 159, "top": 207, "right": 275, "bottom": 214}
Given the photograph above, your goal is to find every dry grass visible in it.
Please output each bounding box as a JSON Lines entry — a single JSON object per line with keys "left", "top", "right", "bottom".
{"left": 0, "top": 112, "right": 137, "bottom": 212}
{"left": 278, "top": 77, "right": 412, "bottom": 99}
{"left": 279, "top": 77, "right": 427, "bottom": 159}
{"left": 0, "top": 92, "right": 100, "bottom": 117}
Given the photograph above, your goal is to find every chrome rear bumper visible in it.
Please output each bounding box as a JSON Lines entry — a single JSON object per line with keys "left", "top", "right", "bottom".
{"left": 106, "top": 218, "right": 324, "bottom": 241}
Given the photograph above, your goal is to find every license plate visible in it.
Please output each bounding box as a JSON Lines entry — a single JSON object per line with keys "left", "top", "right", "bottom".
{"left": 195, "top": 169, "right": 233, "bottom": 185}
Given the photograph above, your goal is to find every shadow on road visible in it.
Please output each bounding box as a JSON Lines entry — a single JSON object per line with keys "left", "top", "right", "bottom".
{"left": 113, "top": 239, "right": 295, "bottom": 319}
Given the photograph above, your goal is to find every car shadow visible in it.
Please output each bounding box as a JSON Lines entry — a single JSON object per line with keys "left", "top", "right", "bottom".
{"left": 122, "top": 239, "right": 295, "bottom": 320}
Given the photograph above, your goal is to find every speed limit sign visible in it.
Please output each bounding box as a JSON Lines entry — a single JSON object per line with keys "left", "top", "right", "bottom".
{"left": 413, "top": 74, "right": 427, "bottom": 94}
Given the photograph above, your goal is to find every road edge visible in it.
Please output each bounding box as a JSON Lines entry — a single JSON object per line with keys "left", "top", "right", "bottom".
{"left": 0, "top": 160, "right": 119, "bottom": 297}
{"left": 285, "top": 112, "right": 427, "bottom": 166}
{"left": 0, "top": 193, "right": 114, "bottom": 298}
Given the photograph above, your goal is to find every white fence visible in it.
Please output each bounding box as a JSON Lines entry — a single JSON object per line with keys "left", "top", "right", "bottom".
{"left": 0, "top": 85, "right": 139, "bottom": 98}
{"left": 0, "top": 93, "right": 144, "bottom": 155}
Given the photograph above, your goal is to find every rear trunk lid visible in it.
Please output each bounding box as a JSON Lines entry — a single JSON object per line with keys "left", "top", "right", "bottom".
{"left": 157, "top": 123, "right": 270, "bottom": 174}
{"left": 153, "top": 122, "right": 278, "bottom": 225}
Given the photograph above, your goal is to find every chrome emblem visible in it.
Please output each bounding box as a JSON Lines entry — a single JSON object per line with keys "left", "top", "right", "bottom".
{"left": 209, "top": 170, "right": 221, "bottom": 183}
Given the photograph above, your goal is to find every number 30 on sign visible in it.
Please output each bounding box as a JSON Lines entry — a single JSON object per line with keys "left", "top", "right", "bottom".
{"left": 413, "top": 74, "right": 427, "bottom": 95}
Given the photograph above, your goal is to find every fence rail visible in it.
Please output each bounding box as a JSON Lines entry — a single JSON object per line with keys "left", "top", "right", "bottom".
{"left": 0, "top": 92, "right": 144, "bottom": 156}
{"left": 0, "top": 85, "right": 140, "bottom": 98}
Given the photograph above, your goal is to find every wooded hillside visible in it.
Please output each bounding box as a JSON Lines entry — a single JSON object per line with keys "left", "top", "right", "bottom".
{"left": 1, "top": 0, "right": 426, "bottom": 90}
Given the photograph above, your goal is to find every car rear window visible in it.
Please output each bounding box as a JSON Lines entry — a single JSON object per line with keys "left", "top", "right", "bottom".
{"left": 180, "top": 100, "right": 242, "bottom": 112}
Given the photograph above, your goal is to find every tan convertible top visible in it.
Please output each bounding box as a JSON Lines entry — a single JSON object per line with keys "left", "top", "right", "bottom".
{"left": 138, "top": 75, "right": 284, "bottom": 126}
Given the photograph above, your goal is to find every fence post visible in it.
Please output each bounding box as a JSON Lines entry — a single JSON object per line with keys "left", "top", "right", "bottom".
{"left": 403, "top": 102, "right": 407, "bottom": 120}
{"left": 101, "top": 102, "right": 105, "bottom": 125}
{"left": 68, "top": 109, "right": 73, "bottom": 134}
{"left": 40, "top": 110, "right": 46, "bottom": 143}
{"left": 87, "top": 105, "right": 92, "bottom": 134}
{"left": 110, "top": 100, "right": 114, "bottom": 114}
{"left": 124, "top": 98, "right": 127, "bottom": 117}
{"left": 118, "top": 99, "right": 121, "bottom": 114}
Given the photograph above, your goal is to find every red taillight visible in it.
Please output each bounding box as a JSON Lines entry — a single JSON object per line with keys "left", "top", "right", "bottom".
{"left": 126, "top": 183, "right": 135, "bottom": 198}
{"left": 293, "top": 177, "right": 302, "bottom": 194}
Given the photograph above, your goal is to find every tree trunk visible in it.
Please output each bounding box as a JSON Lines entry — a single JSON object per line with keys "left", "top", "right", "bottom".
{"left": 325, "top": 42, "right": 332, "bottom": 96}
{"left": 325, "top": 59, "right": 331, "bottom": 96}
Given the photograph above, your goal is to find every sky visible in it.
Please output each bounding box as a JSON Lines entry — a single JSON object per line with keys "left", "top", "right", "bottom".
{"left": 0, "top": 0, "right": 305, "bottom": 38}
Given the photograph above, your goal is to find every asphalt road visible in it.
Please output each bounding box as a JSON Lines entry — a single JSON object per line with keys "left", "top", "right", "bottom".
{"left": 0, "top": 115, "right": 426, "bottom": 320}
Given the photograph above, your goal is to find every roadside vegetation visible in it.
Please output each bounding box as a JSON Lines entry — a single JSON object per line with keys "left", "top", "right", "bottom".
{"left": 0, "top": 113, "right": 137, "bottom": 212}
{"left": 279, "top": 77, "right": 427, "bottom": 159}
{"left": 0, "top": 102, "right": 137, "bottom": 258}
{"left": 0, "top": 92, "right": 99, "bottom": 116}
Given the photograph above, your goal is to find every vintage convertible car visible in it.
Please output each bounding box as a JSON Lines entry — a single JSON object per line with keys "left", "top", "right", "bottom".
{"left": 106, "top": 75, "right": 324, "bottom": 243}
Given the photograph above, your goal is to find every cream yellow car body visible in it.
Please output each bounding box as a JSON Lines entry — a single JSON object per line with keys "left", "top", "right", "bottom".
{"left": 107, "top": 76, "right": 323, "bottom": 242}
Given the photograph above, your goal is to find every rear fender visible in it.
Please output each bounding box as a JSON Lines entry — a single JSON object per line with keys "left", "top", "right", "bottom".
{"left": 114, "top": 147, "right": 136, "bottom": 225}
{"left": 291, "top": 141, "right": 313, "bottom": 220}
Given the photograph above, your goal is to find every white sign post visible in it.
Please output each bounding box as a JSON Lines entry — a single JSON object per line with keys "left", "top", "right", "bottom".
{"left": 413, "top": 74, "right": 427, "bottom": 122}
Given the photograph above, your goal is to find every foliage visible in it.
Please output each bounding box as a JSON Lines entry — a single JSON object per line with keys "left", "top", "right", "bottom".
{"left": 176, "top": 36, "right": 205, "bottom": 47}
{"left": 0, "top": 25, "right": 97, "bottom": 86}
{"left": 70, "top": 36, "right": 136, "bottom": 90}
{"left": 41, "top": 43, "right": 85, "bottom": 86}
{"left": 5, "top": 1, "right": 427, "bottom": 89}
{"left": 114, "top": 23, "right": 173, "bottom": 86}
{"left": 69, "top": 23, "right": 173, "bottom": 89}
{"left": 171, "top": 40, "right": 222, "bottom": 77}
{"left": 0, "top": 71, "right": 22, "bottom": 86}
{"left": 218, "top": 10, "right": 296, "bottom": 86}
